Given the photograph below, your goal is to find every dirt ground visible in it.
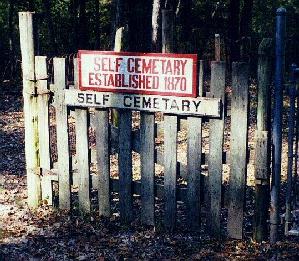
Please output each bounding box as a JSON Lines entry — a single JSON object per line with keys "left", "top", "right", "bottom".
{"left": 1, "top": 85, "right": 299, "bottom": 260}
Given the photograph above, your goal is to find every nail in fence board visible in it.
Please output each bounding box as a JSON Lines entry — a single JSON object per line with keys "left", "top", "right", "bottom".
{"left": 227, "top": 62, "right": 249, "bottom": 239}
{"left": 35, "top": 56, "right": 51, "bottom": 204}
{"left": 95, "top": 109, "right": 111, "bottom": 216}
{"left": 162, "top": 9, "right": 177, "bottom": 231}
{"left": 54, "top": 58, "right": 71, "bottom": 210}
{"left": 74, "top": 59, "right": 91, "bottom": 213}
{"left": 187, "top": 60, "right": 204, "bottom": 229}
{"left": 208, "top": 61, "right": 226, "bottom": 237}
{"left": 119, "top": 110, "right": 133, "bottom": 223}
{"left": 140, "top": 112, "right": 155, "bottom": 226}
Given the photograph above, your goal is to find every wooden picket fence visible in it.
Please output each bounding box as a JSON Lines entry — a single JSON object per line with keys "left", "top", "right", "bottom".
{"left": 19, "top": 11, "right": 251, "bottom": 239}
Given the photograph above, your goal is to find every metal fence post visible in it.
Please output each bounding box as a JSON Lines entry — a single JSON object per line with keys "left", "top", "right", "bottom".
{"left": 270, "top": 7, "right": 286, "bottom": 244}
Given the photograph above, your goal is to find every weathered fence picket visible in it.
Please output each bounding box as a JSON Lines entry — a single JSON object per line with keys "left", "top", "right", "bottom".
{"left": 95, "top": 110, "right": 111, "bottom": 217}
{"left": 227, "top": 62, "right": 249, "bottom": 239}
{"left": 140, "top": 112, "right": 155, "bottom": 226}
{"left": 74, "top": 59, "right": 91, "bottom": 213}
{"left": 253, "top": 38, "right": 272, "bottom": 242}
{"left": 54, "top": 58, "right": 71, "bottom": 210}
{"left": 162, "top": 9, "right": 178, "bottom": 231}
{"left": 19, "top": 12, "right": 41, "bottom": 208}
{"left": 208, "top": 61, "right": 226, "bottom": 238}
{"left": 187, "top": 60, "right": 204, "bottom": 230}
{"left": 35, "top": 56, "right": 52, "bottom": 204}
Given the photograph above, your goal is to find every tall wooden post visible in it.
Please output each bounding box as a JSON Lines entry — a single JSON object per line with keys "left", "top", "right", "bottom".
{"left": 19, "top": 12, "right": 41, "bottom": 208}
{"left": 162, "top": 9, "right": 178, "bottom": 231}
{"left": 253, "top": 38, "right": 272, "bottom": 242}
{"left": 227, "top": 62, "right": 249, "bottom": 239}
{"left": 208, "top": 60, "right": 226, "bottom": 238}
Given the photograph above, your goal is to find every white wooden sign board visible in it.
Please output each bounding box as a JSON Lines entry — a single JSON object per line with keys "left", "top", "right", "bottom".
{"left": 64, "top": 89, "right": 221, "bottom": 117}
{"left": 79, "top": 51, "right": 197, "bottom": 97}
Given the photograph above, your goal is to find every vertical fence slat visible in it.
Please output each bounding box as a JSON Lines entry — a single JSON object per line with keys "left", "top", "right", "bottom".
{"left": 54, "top": 58, "right": 71, "bottom": 210}
{"left": 76, "top": 109, "right": 91, "bottom": 213}
{"left": 119, "top": 110, "right": 133, "bottom": 223}
{"left": 36, "top": 56, "right": 50, "bottom": 170}
{"left": 285, "top": 64, "right": 297, "bottom": 234}
{"left": 208, "top": 61, "right": 226, "bottom": 237}
{"left": 162, "top": 9, "right": 177, "bottom": 231}
{"left": 227, "top": 62, "right": 249, "bottom": 239}
{"left": 253, "top": 38, "right": 272, "bottom": 242}
{"left": 253, "top": 131, "right": 269, "bottom": 241}
{"left": 187, "top": 60, "right": 204, "bottom": 230}
{"left": 19, "top": 12, "right": 41, "bottom": 208}
{"left": 35, "top": 56, "right": 52, "bottom": 204}
{"left": 140, "top": 112, "right": 155, "bottom": 226}
{"left": 74, "top": 59, "right": 91, "bottom": 214}
{"left": 164, "top": 115, "right": 177, "bottom": 230}
{"left": 95, "top": 108, "right": 110, "bottom": 216}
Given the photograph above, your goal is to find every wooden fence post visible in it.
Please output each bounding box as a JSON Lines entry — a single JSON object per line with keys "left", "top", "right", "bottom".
{"left": 208, "top": 60, "right": 226, "bottom": 237}
{"left": 18, "top": 12, "right": 41, "bottom": 208}
{"left": 162, "top": 9, "right": 177, "bottom": 231}
{"left": 54, "top": 58, "right": 71, "bottom": 210}
{"left": 227, "top": 62, "right": 249, "bottom": 239}
{"left": 187, "top": 60, "right": 204, "bottom": 230}
{"left": 74, "top": 59, "right": 91, "bottom": 214}
{"left": 253, "top": 38, "right": 272, "bottom": 242}
{"left": 35, "top": 56, "right": 52, "bottom": 204}
{"left": 115, "top": 27, "right": 133, "bottom": 223}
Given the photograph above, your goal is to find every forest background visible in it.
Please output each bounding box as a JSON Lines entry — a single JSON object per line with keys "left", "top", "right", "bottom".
{"left": 0, "top": 0, "right": 298, "bottom": 87}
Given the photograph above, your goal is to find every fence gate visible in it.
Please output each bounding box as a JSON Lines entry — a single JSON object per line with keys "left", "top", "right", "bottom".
{"left": 19, "top": 11, "right": 251, "bottom": 239}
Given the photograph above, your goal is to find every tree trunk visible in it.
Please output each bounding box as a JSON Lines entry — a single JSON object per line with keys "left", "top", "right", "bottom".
{"left": 69, "top": 0, "right": 79, "bottom": 52}
{"left": 178, "top": 0, "right": 192, "bottom": 52}
{"left": 78, "top": 0, "right": 89, "bottom": 49}
{"left": 110, "top": 0, "right": 127, "bottom": 48}
{"left": 152, "top": 0, "right": 162, "bottom": 52}
{"left": 240, "top": 0, "right": 253, "bottom": 61}
{"left": 228, "top": 0, "right": 240, "bottom": 62}
{"left": 128, "top": 0, "right": 152, "bottom": 52}
{"left": 42, "top": 0, "right": 58, "bottom": 55}
{"left": 94, "top": 0, "right": 101, "bottom": 49}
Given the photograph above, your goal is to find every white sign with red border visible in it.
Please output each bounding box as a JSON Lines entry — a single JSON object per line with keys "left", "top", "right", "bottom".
{"left": 79, "top": 51, "right": 197, "bottom": 97}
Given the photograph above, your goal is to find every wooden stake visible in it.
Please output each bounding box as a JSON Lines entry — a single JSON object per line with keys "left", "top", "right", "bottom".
{"left": 19, "top": 12, "right": 41, "bottom": 208}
